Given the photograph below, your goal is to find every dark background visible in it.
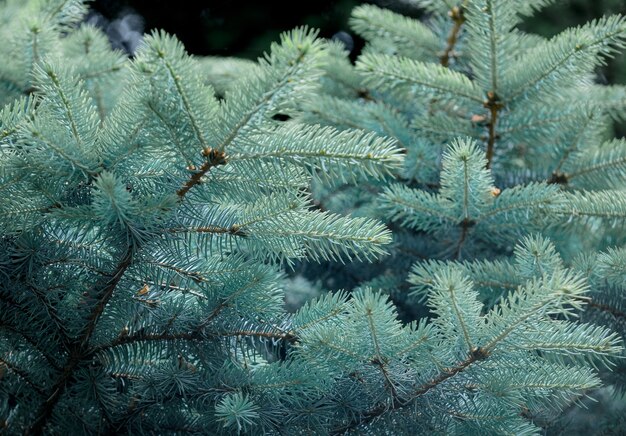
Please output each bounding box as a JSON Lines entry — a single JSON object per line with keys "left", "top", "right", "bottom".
{"left": 90, "top": 0, "right": 363, "bottom": 59}
{"left": 90, "top": 0, "right": 626, "bottom": 82}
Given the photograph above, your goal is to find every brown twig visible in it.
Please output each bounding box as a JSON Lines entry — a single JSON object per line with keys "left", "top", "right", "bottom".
{"left": 440, "top": 6, "right": 466, "bottom": 67}
{"left": 177, "top": 148, "right": 227, "bottom": 199}
{"left": 484, "top": 91, "right": 503, "bottom": 169}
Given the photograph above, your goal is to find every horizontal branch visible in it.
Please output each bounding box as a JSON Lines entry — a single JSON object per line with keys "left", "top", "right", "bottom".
{"left": 0, "top": 357, "right": 46, "bottom": 396}
{"left": 92, "top": 328, "right": 297, "bottom": 355}
{"left": 0, "top": 322, "right": 61, "bottom": 371}
{"left": 169, "top": 223, "right": 247, "bottom": 238}
{"left": 331, "top": 348, "right": 487, "bottom": 434}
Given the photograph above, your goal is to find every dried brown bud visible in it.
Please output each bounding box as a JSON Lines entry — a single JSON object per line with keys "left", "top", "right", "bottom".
{"left": 136, "top": 284, "right": 150, "bottom": 296}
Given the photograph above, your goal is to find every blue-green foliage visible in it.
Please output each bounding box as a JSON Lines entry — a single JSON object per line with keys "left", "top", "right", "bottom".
{"left": 288, "top": 238, "right": 620, "bottom": 434}
{"left": 302, "top": 0, "right": 626, "bottom": 433}
{"left": 0, "top": 1, "right": 402, "bottom": 433}
{"left": 1, "top": 1, "right": 625, "bottom": 435}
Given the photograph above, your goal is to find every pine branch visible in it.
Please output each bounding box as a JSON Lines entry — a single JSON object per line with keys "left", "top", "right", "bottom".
{"left": 356, "top": 53, "right": 484, "bottom": 103}
{"left": 475, "top": 183, "right": 562, "bottom": 224}
{"left": 169, "top": 223, "right": 246, "bottom": 237}
{"left": 0, "top": 357, "right": 47, "bottom": 397}
{"left": 27, "top": 247, "right": 134, "bottom": 435}
{"left": 158, "top": 49, "right": 211, "bottom": 151}
{"left": 145, "top": 100, "right": 197, "bottom": 167}
{"left": 486, "top": 1, "right": 499, "bottom": 93}
{"left": 350, "top": 4, "right": 441, "bottom": 60}
{"left": 232, "top": 123, "right": 403, "bottom": 183}
{"left": 365, "top": 306, "right": 399, "bottom": 403}
{"left": 331, "top": 348, "right": 488, "bottom": 434}
{"left": 92, "top": 328, "right": 297, "bottom": 356}
{"left": 555, "top": 191, "right": 626, "bottom": 221}
{"left": 561, "top": 139, "right": 626, "bottom": 189}
{"left": 3, "top": 1, "right": 626, "bottom": 433}
{"left": 550, "top": 110, "right": 600, "bottom": 179}
{"left": 0, "top": 95, "right": 36, "bottom": 141}
{"left": 380, "top": 184, "right": 457, "bottom": 231}
{"left": 506, "top": 16, "right": 626, "bottom": 102}
{"left": 0, "top": 322, "right": 61, "bottom": 371}
{"left": 22, "top": 283, "right": 71, "bottom": 348}
{"left": 38, "top": 67, "right": 81, "bottom": 143}
{"left": 215, "top": 28, "right": 324, "bottom": 151}
{"left": 29, "top": 129, "right": 97, "bottom": 176}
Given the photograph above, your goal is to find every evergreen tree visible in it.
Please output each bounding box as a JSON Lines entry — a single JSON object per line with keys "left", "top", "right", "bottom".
{"left": 0, "top": 1, "right": 400, "bottom": 433}
{"left": 0, "top": 1, "right": 624, "bottom": 435}
{"left": 301, "top": 0, "right": 626, "bottom": 432}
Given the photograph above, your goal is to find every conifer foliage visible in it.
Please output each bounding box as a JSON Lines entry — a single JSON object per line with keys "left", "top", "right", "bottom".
{"left": 0, "top": 1, "right": 400, "bottom": 433}
{"left": 0, "top": 0, "right": 625, "bottom": 434}
{"left": 303, "top": 0, "right": 626, "bottom": 433}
